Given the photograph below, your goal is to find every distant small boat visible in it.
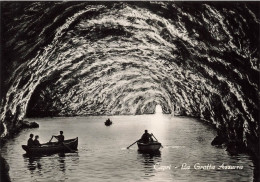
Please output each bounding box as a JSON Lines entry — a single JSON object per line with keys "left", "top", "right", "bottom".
{"left": 137, "top": 141, "right": 162, "bottom": 152}
{"left": 22, "top": 137, "right": 78, "bottom": 155}
{"left": 105, "top": 119, "right": 112, "bottom": 126}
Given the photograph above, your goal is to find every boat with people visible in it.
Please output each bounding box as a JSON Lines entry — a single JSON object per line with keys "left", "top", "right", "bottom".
{"left": 22, "top": 137, "right": 78, "bottom": 155}
{"left": 105, "top": 118, "right": 112, "bottom": 126}
{"left": 127, "top": 130, "right": 162, "bottom": 152}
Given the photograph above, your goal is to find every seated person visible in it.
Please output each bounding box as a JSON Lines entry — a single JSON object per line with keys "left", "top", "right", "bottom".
{"left": 139, "top": 130, "right": 153, "bottom": 143}
{"left": 27, "top": 134, "right": 34, "bottom": 147}
{"left": 33, "top": 135, "right": 41, "bottom": 146}
{"left": 53, "top": 131, "right": 65, "bottom": 144}
{"left": 106, "top": 118, "right": 112, "bottom": 123}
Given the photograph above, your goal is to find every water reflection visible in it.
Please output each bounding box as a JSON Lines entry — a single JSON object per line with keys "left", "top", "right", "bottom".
{"left": 23, "top": 154, "right": 42, "bottom": 173}
{"left": 58, "top": 153, "right": 66, "bottom": 173}
{"left": 137, "top": 151, "right": 162, "bottom": 179}
{"left": 23, "top": 152, "right": 79, "bottom": 174}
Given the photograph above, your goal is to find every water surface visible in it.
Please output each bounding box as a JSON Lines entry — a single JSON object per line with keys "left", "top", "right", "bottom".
{"left": 1, "top": 115, "right": 254, "bottom": 181}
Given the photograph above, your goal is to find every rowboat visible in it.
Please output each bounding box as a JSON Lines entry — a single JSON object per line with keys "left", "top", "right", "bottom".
{"left": 104, "top": 120, "right": 112, "bottom": 126}
{"left": 22, "top": 137, "right": 78, "bottom": 155}
{"left": 137, "top": 141, "right": 162, "bottom": 152}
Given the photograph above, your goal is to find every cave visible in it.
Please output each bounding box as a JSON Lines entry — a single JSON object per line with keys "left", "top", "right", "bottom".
{"left": 0, "top": 1, "right": 259, "bottom": 181}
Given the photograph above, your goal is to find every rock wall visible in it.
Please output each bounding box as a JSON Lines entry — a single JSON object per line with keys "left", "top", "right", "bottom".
{"left": 0, "top": 154, "right": 11, "bottom": 182}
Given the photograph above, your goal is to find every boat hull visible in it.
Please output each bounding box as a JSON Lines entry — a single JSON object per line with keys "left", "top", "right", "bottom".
{"left": 137, "top": 142, "right": 161, "bottom": 152}
{"left": 22, "top": 137, "right": 78, "bottom": 155}
{"left": 105, "top": 122, "right": 112, "bottom": 126}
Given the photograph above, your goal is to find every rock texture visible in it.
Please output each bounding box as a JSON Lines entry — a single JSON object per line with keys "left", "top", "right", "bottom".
{"left": 0, "top": 154, "right": 11, "bottom": 182}
{"left": 0, "top": 1, "right": 259, "bottom": 174}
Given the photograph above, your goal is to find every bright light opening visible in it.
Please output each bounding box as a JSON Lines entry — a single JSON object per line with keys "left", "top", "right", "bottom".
{"left": 151, "top": 104, "right": 166, "bottom": 138}
{"left": 155, "top": 105, "right": 163, "bottom": 114}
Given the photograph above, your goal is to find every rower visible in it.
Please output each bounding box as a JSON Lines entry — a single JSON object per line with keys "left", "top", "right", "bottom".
{"left": 53, "top": 131, "right": 65, "bottom": 144}
{"left": 138, "top": 130, "right": 153, "bottom": 143}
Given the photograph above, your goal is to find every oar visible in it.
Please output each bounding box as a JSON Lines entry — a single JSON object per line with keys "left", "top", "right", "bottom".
{"left": 151, "top": 134, "right": 163, "bottom": 148}
{"left": 48, "top": 136, "right": 54, "bottom": 143}
{"left": 151, "top": 133, "right": 158, "bottom": 141}
{"left": 127, "top": 140, "right": 138, "bottom": 149}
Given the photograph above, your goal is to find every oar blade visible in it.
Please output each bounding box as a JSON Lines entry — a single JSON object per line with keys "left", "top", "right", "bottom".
{"left": 127, "top": 140, "right": 138, "bottom": 149}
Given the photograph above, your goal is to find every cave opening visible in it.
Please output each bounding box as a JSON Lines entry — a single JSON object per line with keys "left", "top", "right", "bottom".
{"left": 155, "top": 104, "right": 163, "bottom": 115}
